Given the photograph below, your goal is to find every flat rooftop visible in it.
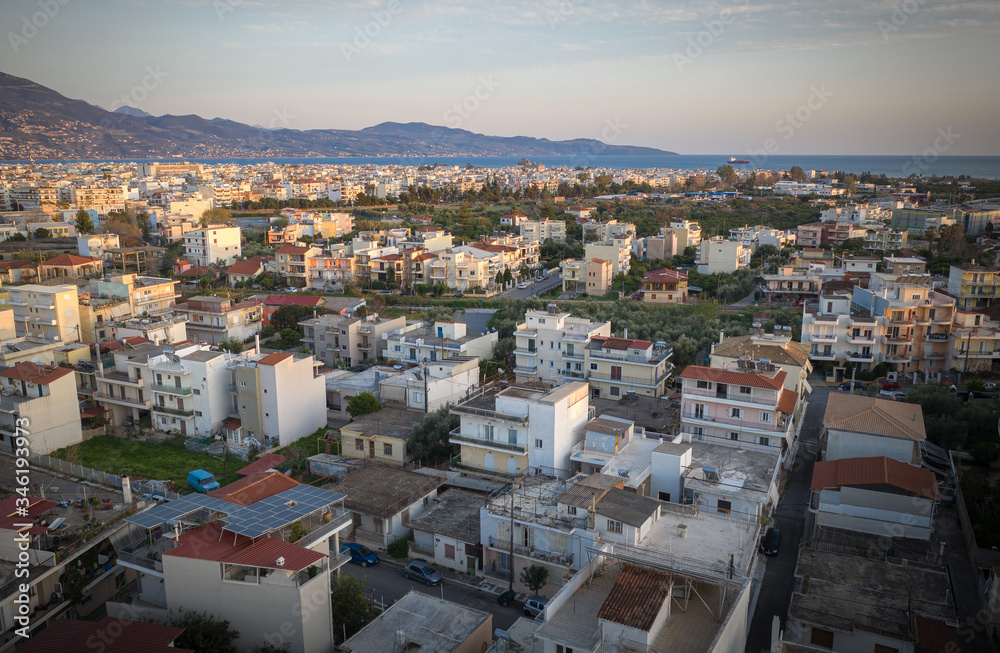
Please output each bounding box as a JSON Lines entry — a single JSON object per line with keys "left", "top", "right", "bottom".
{"left": 572, "top": 434, "right": 660, "bottom": 489}
{"left": 340, "top": 406, "right": 420, "bottom": 439}
{"left": 342, "top": 591, "right": 490, "bottom": 653}
{"left": 407, "top": 489, "right": 482, "bottom": 543}
{"left": 324, "top": 463, "right": 445, "bottom": 517}
{"left": 684, "top": 441, "right": 780, "bottom": 502}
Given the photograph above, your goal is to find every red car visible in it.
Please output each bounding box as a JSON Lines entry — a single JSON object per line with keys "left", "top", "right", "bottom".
{"left": 881, "top": 382, "right": 900, "bottom": 390}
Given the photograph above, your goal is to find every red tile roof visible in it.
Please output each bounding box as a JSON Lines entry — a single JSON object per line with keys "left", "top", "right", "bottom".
{"left": 15, "top": 617, "right": 191, "bottom": 653}
{"left": 593, "top": 336, "right": 653, "bottom": 351}
{"left": 597, "top": 565, "right": 672, "bottom": 631}
{"left": 40, "top": 253, "right": 102, "bottom": 266}
{"left": 913, "top": 614, "right": 958, "bottom": 652}
{"left": 777, "top": 389, "right": 798, "bottom": 415}
{"left": 680, "top": 365, "right": 787, "bottom": 391}
{"left": 0, "top": 363, "right": 74, "bottom": 386}
{"left": 164, "top": 522, "right": 325, "bottom": 572}
{"left": 0, "top": 259, "right": 37, "bottom": 270}
{"left": 227, "top": 260, "right": 264, "bottom": 275}
{"left": 208, "top": 471, "right": 301, "bottom": 506}
{"left": 236, "top": 453, "right": 290, "bottom": 477}
{"left": 0, "top": 496, "right": 56, "bottom": 531}
{"left": 276, "top": 244, "right": 316, "bottom": 254}
{"left": 256, "top": 352, "right": 293, "bottom": 366}
{"left": 264, "top": 294, "right": 323, "bottom": 307}
{"left": 642, "top": 268, "right": 688, "bottom": 283}
{"left": 811, "top": 456, "right": 939, "bottom": 500}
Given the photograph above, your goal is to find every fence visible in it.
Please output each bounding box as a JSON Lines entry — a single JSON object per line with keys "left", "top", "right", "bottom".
{"left": 24, "top": 453, "right": 180, "bottom": 500}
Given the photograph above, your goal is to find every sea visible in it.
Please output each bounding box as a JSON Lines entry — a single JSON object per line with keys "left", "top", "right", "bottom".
{"left": 9, "top": 155, "right": 1000, "bottom": 179}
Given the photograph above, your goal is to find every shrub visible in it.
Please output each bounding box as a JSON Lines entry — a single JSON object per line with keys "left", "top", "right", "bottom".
{"left": 387, "top": 538, "right": 409, "bottom": 559}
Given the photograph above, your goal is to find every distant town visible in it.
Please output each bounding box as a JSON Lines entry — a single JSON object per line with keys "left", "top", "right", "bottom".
{"left": 2, "top": 157, "right": 999, "bottom": 653}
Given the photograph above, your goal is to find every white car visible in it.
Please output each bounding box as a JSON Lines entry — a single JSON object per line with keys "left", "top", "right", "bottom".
{"left": 517, "top": 282, "right": 530, "bottom": 289}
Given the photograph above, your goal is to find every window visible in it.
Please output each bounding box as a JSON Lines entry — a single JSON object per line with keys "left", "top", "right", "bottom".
{"left": 240, "top": 381, "right": 246, "bottom": 387}
{"left": 567, "top": 505, "right": 577, "bottom": 515}
{"left": 739, "top": 386, "right": 751, "bottom": 394}
{"left": 658, "top": 491, "right": 671, "bottom": 501}
{"left": 729, "top": 432, "right": 739, "bottom": 441}
{"left": 809, "top": 628, "right": 834, "bottom": 649}
{"left": 194, "top": 410, "right": 202, "bottom": 417}
{"left": 610, "top": 386, "right": 620, "bottom": 397}
{"left": 610, "top": 365, "right": 622, "bottom": 381}
{"left": 758, "top": 436, "right": 771, "bottom": 447}
{"left": 729, "top": 407, "right": 742, "bottom": 419}
{"left": 607, "top": 519, "right": 623, "bottom": 534}
{"left": 872, "top": 646, "right": 899, "bottom": 653}
{"left": 535, "top": 438, "right": 543, "bottom": 449}
{"left": 193, "top": 389, "right": 200, "bottom": 395}
{"left": 717, "top": 500, "right": 731, "bottom": 515}
{"left": 355, "top": 438, "right": 364, "bottom": 451}
{"left": 508, "top": 428, "right": 518, "bottom": 444}
{"left": 696, "top": 380, "right": 709, "bottom": 389}
{"left": 444, "top": 543, "right": 456, "bottom": 559}
{"left": 383, "top": 443, "right": 393, "bottom": 456}
{"left": 760, "top": 411, "right": 771, "bottom": 423}
{"left": 590, "top": 363, "right": 598, "bottom": 370}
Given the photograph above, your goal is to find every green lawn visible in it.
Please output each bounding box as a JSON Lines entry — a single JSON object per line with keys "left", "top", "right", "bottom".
{"left": 52, "top": 436, "right": 233, "bottom": 492}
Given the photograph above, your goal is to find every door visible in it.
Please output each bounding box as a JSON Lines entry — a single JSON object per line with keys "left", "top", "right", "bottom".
{"left": 485, "top": 453, "right": 494, "bottom": 470}
{"left": 180, "top": 421, "right": 187, "bottom": 435}
{"left": 369, "top": 441, "right": 375, "bottom": 458}
{"left": 507, "top": 457, "right": 518, "bottom": 474}
{"left": 466, "top": 555, "right": 477, "bottom": 575}
{"left": 611, "top": 365, "right": 622, "bottom": 381}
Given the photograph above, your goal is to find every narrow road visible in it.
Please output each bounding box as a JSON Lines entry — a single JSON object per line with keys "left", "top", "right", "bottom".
{"left": 343, "top": 560, "right": 525, "bottom": 631}
{"left": 499, "top": 271, "right": 562, "bottom": 299}
{"left": 745, "top": 383, "right": 829, "bottom": 653}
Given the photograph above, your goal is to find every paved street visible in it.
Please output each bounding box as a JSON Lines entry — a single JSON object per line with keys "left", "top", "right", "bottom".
{"left": 499, "top": 270, "right": 562, "bottom": 299}
{"left": 745, "top": 381, "right": 830, "bottom": 653}
{"left": 343, "top": 560, "right": 526, "bottom": 631}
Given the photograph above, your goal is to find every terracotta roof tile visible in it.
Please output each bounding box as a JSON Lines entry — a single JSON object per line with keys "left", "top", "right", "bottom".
{"left": 823, "top": 393, "right": 925, "bottom": 441}
{"left": 256, "top": 352, "right": 293, "bottom": 366}
{"left": 642, "top": 268, "right": 688, "bottom": 283}
{"left": 811, "top": 456, "right": 939, "bottom": 500}
{"left": 597, "top": 565, "right": 672, "bottom": 631}
{"left": 236, "top": 453, "right": 290, "bottom": 477}
{"left": 0, "top": 496, "right": 56, "bottom": 530}
{"left": 711, "top": 335, "right": 812, "bottom": 367}
{"left": 227, "top": 260, "right": 264, "bottom": 275}
{"left": 208, "top": 471, "right": 300, "bottom": 506}
{"left": 15, "top": 617, "right": 191, "bottom": 653}
{"left": 164, "top": 522, "right": 325, "bottom": 572}
{"left": 264, "top": 295, "right": 323, "bottom": 306}
{"left": 679, "top": 365, "right": 787, "bottom": 391}
{"left": 595, "top": 336, "right": 653, "bottom": 351}
{"left": 777, "top": 389, "right": 798, "bottom": 415}
{"left": 41, "top": 253, "right": 102, "bottom": 266}
{"left": 0, "top": 363, "right": 74, "bottom": 385}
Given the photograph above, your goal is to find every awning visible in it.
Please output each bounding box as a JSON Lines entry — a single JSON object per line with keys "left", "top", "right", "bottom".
{"left": 802, "top": 379, "right": 813, "bottom": 395}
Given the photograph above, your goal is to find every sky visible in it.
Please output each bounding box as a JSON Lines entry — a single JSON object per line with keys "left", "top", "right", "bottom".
{"left": 2, "top": 0, "right": 999, "bottom": 155}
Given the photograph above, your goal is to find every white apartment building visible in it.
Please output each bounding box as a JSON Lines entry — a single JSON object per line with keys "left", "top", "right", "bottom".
{"left": 0, "top": 363, "right": 83, "bottom": 455}
{"left": 183, "top": 224, "right": 242, "bottom": 267}
{"left": 8, "top": 284, "right": 80, "bottom": 343}
{"left": 77, "top": 232, "right": 120, "bottom": 259}
{"left": 93, "top": 273, "right": 180, "bottom": 317}
{"left": 520, "top": 218, "right": 567, "bottom": 243}
{"left": 148, "top": 347, "right": 241, "bottom": 438}
{"left": 383, "top": 320, "right": 497, "bottom": 365}
{"left": 513, "top": 306, "right": 612, "bottom": 383}
{"left": 584, "top": 240, "right": 632, "bottom": 276}
{"left": 696, "top": 238, "right": 752, "bottom": 274}
{"left": 583, "top": 220, "right": 636, "bottom": 242}
{"left": 450, "top": 382, "right": 592, "bottom": 476}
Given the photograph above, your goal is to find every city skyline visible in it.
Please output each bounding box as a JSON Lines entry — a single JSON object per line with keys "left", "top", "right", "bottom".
{"left": 2, "top": 0, "right": 999, "bottom": 156}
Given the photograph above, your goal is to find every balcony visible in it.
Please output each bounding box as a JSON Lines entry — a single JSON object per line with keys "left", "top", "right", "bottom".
{"left": 515, "top": 327, "right": 537, "bottom": 337}
{"left": 882, "top": 334, "right": 912, "bottom": 344}
{"left": 810, "top": 333, "right": 838, "bottom": 344}
{"left": 513, "top": 366, "right": 538, "bottom": 376}
{"left": 887, "top": 314, "right": 914, "bottom": 325}
{"left": 562, "top": 350, "right": 585, "bottom": 361}
{"left": 295, "top": 510, "right": 353, "bottom": 550}
{"left": 590, "top": 370, "right": 671, "bottom": 389}
{"left": 488, "top": 536, "right": 574, "bottom": 567}
{"left": 683, "top": 386, "right": 776, "bottom": 406}
{"left": 809, "top": 349, "right": 837, "bottom": 360}
{"left": 926, "top": 332, "right": 949, "bottom": 341}
{"left": 884, "top": 351, "right": 912, "bottom": 362}
{"left": 513, "top": 348, "right": 538, "bottom": 357}
{"left": 558, "top": 369, "right": 587, "bottom": 380}
{"left": 589, "top": 348, "right": 671, "bottom": 365}
{"left": 846, "top": 351, "right": 874, "bottom": 362}
{"left": 99, "top": 371, "right": 144, "bottom": 387}
{"left": 682, "top": 411, "right": 786, "bottom": 431}
{"left": 449, "top": 427, "right": 528, "bottom": 454}
{"left": 924, "top": 351, "right": 948, "bottom": 359}
{"left": 93, "top": 390, "right": 148, "bottom": 408}
{"left": 451, "top": 404, "right": 528, "bottom": 425}
{"left": 849, "top": 334, "right": 875, "bottom": 344}
{"left": 150, "top": 383, "right": 192, "bottom": 396}
{"left": 152, "top": 405, "right": 194, "bottom": 418}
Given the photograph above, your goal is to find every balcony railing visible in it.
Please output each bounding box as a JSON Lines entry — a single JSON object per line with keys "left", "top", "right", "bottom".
{"left": 558, "top": 369, "right": 587, "bottom": 380}
{"left": 588, "top": 348, "right": 671, "bottom": 364}
{"left": 152, "top": 405, "right": 194, "bottom": 418}
{"left": 295, "top": 511, "right": 352, "bottom": 549}
{"left": 99, "top": 371, "right": 144, "bottom": 387}
{"left": 682, "top": 411, "right": 787, "bottom": 430}
{"left": 810, "top": 333, "right": 837, "bottom": 343}
{"left": 488, "top": 537, "right": 574, "bottom": 567}
{"left": 589, "top": 370, "right": 670, "bottom": 388}
{"left": 513, "top": 349, "right": 538, "bottom": 357}
{"left": 93, "top": 391, "right": 147, "bottom": 408}
{"left": 451, "top": 405, "right": 528, "bottom": 425}
{"left": 449, "top": 427, "right": 528, "bottom": 454}
{"left": 150, "top": 384, "right": 193, "bottom": 396}
{"left": 846, "top": 351, "right": 874, "bottom": 361}
{"left": 848, "top": 335, "right": 875, "bottom": 344}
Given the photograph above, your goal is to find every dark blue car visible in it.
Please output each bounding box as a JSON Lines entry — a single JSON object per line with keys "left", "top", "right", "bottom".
{"left": 340, "top": 542, "right": 379, "bottom": 567}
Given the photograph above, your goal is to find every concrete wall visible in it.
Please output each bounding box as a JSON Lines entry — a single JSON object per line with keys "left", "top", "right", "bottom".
{"left": 262, "top": 356, "right": 326, "bottom": 447}
{"left": 707, "top": 574, "right": 754, "bottom": 653}
{"left": 651, "top": 448, "right": 690, "bottom": 503}
{"left": 826, "top": 429, "right": 916, "bottom": 463}
{"left": 20, "top": 375, "right": 84, "bottom": 455}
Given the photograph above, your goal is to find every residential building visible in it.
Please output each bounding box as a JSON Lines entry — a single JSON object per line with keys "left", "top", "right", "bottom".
{"left": 379, "top": 356, "right": 480, "bottom": 412}
{"left": 339, "top": 406, "right": 423, "bottom": 465}
{"left": 639, "top": 267, "right": 688, "bottom": 304}
{"left": 117, "top": 473, "right": 353, "bottom": 653}
{"left": 148, "top": 346, "right": 243, "bottom": 438}
{"left": 0, "top": 309, "right": 13, "bottom": 341}
{"left": 69, "top": 184, "right": 127, "bottom": 214}
{"left": 408, "top": 490, "right": 483, "bottom": 575}
{"left": 669, "top": 217, "right": 702, "bottom": 246}
{"left": 225, "top": 256, "right": 268, "bottom": 286}
{"left": 679, "top": 364, "right": 801, "bottom": 453}
{"left": 0, "top": 260, "right": 39, "bottom": 285}
{"left": 560, "top": 258, "right": 612, "bottom": 296}
{"left": 760, "top": 266, "right": 822, "bottom": 302}
{"left": 947, "top": 264, "right": 1000, "bottom": 310}
{"left": 839, "top": 254, "right": 880, "bottom": 275}
{"left": 307, "top": 249, "right": 355, "bottom": 290}
{"left": 520, "top": 218, "right": 567, "bottom": 243}
{"left": 95, "top": 341, "right": 195, "bottom": 427}
{"left": 696, "top": 237, "right": 751, "bottom": 274}
{"left": 450, "top": 381, "right": 591, "bottom": 475}
{"left": 183, "top": 224, "right": 241, "bottom": 267}
{"left": 784, "top": 548, "right": 956, "bottom": 653}
{"left": 227, "top": 352, "right": 326, "bottom": 448}
{"left": 810, "top": 455, "right": 939, "bottom": 540}
{"left": 172, "top": 295, "right": 262, "bottom": 344}
{"left": 341, "top": 592, "right": 491, "bottom": 653}
{"left": 103, "top": 246, "right": 164, "bottom": 276}
{"left": 275, "top": 243, "right": 322, "bottom": 288}
{"left": 383, "top": 320, "right": 497, "bottom": 365}
{"left": 300, "top": 313, "right": 406, "bottom": 367}
{"left": 324, "top": 463, "right": 445, "bottom": 549}
{"left": 710, "top": 332, "right": 813, "bottom": 396}
{"left": 795, "top": 222, "right": 829, "bottom": 248}
{"left": 822, "top": 392, "right": 925, "bottom": 464}
{"left": 583, "top": 219, "right": 636, "bottom": 243}
{"left": 261, "top": 293, "right": 324, "bottom": 326}
{"left": 584, "top": 336, "right": 674, "bottom": 401}
{"left": 584, "top": 239, "right": 631, "bottom": 276}
{"left": 864, "top": 226, "right": 907, "bottom": 252}
{"left": 825, "top": 222, "right": 867, "bottom": 247}
{"left": 643, "top": 227, "right": 684, "bottom": 260}
{"left": 892, "top": 204, "right": 999, "bottom": 236}
{"left": 0, "top": 363, "right": 82, "bottom": 455}
{"left": 38, "top": 253, "right": 103, "bottom": 280}
{"left": 14, "top": 617, "right": 191, "bottom": 653}
{"left": 569, "top": 416, "right": 660, "bottom": 495}
{"left": 883, "top": 254, "right": 927, "bottom": 275}
{"left": 565, "top": 205, "right": 595, "bottom": 219}
{"left": 513, "top": 306, "right": 611, "bottom": 383}
{"left": 8, "top": 284, "right": 80, "bottom": 342}
{"left": 93, "top": 273, "right": 180, "bottom": 317}
{"left": 952, "top": 309, "right": 1000, "bottom": 373}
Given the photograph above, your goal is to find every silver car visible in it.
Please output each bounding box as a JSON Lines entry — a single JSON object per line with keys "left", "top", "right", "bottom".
{"left": 523, "top": 595, "right": 548, "bottom": 618}
{"left": 403, "top": 561, "right": 443, "bottom": 586}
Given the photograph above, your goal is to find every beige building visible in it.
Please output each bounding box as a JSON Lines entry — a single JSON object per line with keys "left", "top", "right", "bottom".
{"left": 342, "top": 592, "right": 491, "bottom": 653}
{"left": 0, "top": 308, "right": 14, "bottom": 341}
{"left": 947, "top": 264, "right": 1000, "bottom": 311}
{"left": 93, "top": 273, "right": 180, "bottom": 317}
{"left": 70, "top": 184, "right": 127, "bottom": 214}
{"left": 383, "top": 320, "right": 497, "bottom": 365}
{"left": 639, "top": 267, "right": 688, "bottom": 304}
{"left": 276, "top": 243, "right": 323, "bottom": 288}
{"left": 585, "top": 336, "right": 675, "bottom": 401}
{"left": 584, "top": 239, "right": 632, "bottom": 276}
{"left": 560, "top": 258, "right": 613, "bottom": 296}
{"left": 697, "top": 237, "right": 752, "bottom": 274}
{"left": 520, "top": 218, "right": 567, "bottom": 243}
{"left": 951, "top": 309, "right": 1000, "bottom": 373}
{"left": 39, "top": 253, "right": 104, "bottom": 280}
{"left": 340, "top": 406, "right": 421, "bottom": 465}
{"left": 183, "top": 224, "right": 242, "bottom": 267}
{"left": 0, "top": 363, "right": 83, "bottom": 455}
{"left": 513, "top": 306, "right": 611, "bottom": 383}
{"left": 300, "top": 313, "right": 406, "bottom": 367}
{"left": 8, "top": 284, "right": 80, "bottom": 342}
{"left": 173, "top": 295, "right": 262, "bottom": 344}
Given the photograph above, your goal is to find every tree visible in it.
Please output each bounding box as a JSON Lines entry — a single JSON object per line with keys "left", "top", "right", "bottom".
{"left": 74, "top": 209, "right": 95, "bottom": 234}
{"left": 169, "top": 611, "right": 240, "bottom": 653}
{"left": 520, "top": 564, "right": 549, "bottom": 595}
{"left": 200, "top": 207, "right": 233, "bottom": 227}
{"left": 347, "top": 392, "right": 382, "bottom": 418}
{"left": 331, "top": 573, "right": 373, "bottom": 643}
{"left": 716, "top": 165, "right": 738, "bottom": 188}
{"left": 407, "top": 406, "right": 459, "bottom": 464}
{"left": 502, "top": 268, "right": 513, "bottom": 285}
{"left": 788, "top": 166, "right": 807, "bottom": 182}
{"left": 279, "top": 328, "right": 301, "bottom": 345}
{"left": 34, "top": 227, "right": 51, "bottom": 239}
{"left": 219, "top": 337, "right": 244, "bottom": 354}
{"left": 270, "top": 304, "right": 327, "bottom": 332}
{"left": 9, "top": 232, "right": 25, "bottom": 242}
{"left": 199, "top": 275, "right": 212, "bottom": 289}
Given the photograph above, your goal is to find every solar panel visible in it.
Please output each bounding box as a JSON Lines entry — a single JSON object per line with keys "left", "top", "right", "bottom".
{"left": 125, "top": 494, "right": 239, "bottom": 529}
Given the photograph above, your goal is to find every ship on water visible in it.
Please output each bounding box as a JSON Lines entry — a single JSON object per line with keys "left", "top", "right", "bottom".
{"left": 728, "top": 156, "right": 750, "bottom": 164}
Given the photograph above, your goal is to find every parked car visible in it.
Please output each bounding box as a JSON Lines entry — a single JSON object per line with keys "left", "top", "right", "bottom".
{"left": 985, "top": 382, "right": 997, "bottom": 391}
{"left": 517, "top": 282, "right": 530, "bottom": 289}
{"left": 759, "top": 527, "right": 781, "bottom": 556}
{"left": 881, "top": 382, "right": 901, "bottom": 390}
{"left": 880, "top": 390, "right": 907, "bottom": 401}
{"left": 340, "top": 542, "right": 379, "bottom": 567}
{"left": 403, "top": 561, "right": 442, "bottom": 586}
{"left": 187, "top": 469, "right": 220, "bottom": 493}
{"left": 523, "top": 596, "right": 548, "bottom": 618}
{"left": 497, "top": 589, "right": 516, "bottom": 608}
{"left": 838, "top": 381, "right": 865, "bottom": 392}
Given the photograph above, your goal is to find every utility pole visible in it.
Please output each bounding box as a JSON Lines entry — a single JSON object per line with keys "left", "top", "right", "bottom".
{"left": 509, "top": 486, "right": 515, "bottom": 592}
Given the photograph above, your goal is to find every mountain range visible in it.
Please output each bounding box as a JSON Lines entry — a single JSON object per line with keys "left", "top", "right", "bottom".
{"left": 0, "top": 71, "right": 675, "bottom": 160}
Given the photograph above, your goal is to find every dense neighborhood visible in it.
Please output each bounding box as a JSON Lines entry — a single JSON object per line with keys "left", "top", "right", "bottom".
{"left": 2, "top": 158, "right": 1000, "bottom": 653}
